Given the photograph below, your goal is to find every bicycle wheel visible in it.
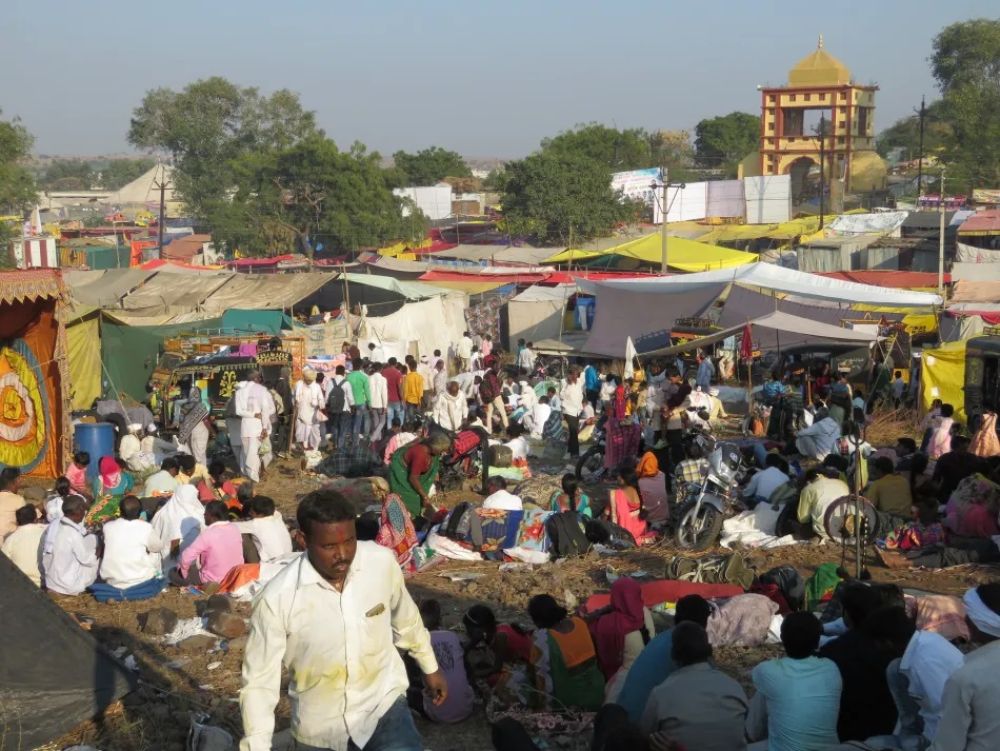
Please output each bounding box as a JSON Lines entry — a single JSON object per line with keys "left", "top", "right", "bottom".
{"left": 823, "top": 494, "right": 878, "bottom": 545}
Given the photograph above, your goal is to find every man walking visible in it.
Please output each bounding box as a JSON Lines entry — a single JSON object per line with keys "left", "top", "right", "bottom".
{"left": 345, "top": 358, "right": 371, "bottom": 443}
{"left": 240, "top": 490, "right": 446, "bottom": 751}
{"left": 235, "top": 370, "right": 275, "bottom": 483}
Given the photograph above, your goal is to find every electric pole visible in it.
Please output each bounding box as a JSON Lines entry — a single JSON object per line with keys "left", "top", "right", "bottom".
{"left": 660, "top": 167, "right": 669, "bottom": 274}
{"left": 915, "top": 96, "right": 926, "bottom": 198}
{"left": 938, "top": 166, "right": 946, "bottom": 294}
{"left": 152, "top": 164, "right": 171, "bottom": 260}
{"left": 818, "top": 115, "right": 826, "bottom": 230}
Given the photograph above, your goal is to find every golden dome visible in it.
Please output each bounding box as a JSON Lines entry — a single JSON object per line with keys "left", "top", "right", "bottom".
{"left": 788, "top": 35, "right": 852, "bottom": 87}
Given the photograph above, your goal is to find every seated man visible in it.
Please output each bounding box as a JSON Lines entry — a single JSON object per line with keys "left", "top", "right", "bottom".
{"left": 406, "top": 599, "right": 474, "bottom": 724}
{"left": 174, "top": 501, "right": 244, "bottom": 586}
{"left": 866, "top": 456, "right": 913, "bottom": 524}
{"left": 41, "top": 495, "right": 100, "bottom": 596}
{"left": 523, "top": 396, "right": 552, "bottom": 440}
{"left": 99, "top": 495, "right": 164, "bottom": 591}
{"left": 0, "top": 467, "right": 27, "bottom": 539}
{"left": 235, "top": 495, "right": 293, "bottom": 563}
{"left": 432, "top": 381, "right": 469, "bottom": 433}
{"left": 197, "top": 460, "right": 239, "bottom": 507}
{"left": 674, "top": 443, "right": 709, "bottom": 498}
{"left": 176, "top": 453, "right": 209, "bottom": 485}
{"left": 143, "top": 457, "right": 181, "bottom": 499}
{"left": 797, "top": 467, "right": 850, "bottom": 540}
{"left": 2, "top": 504, "right": 46, "bottom": 586}
{"left": 616, "top": 595, "right": 712, "bottom": 722}
{"left": 795, "top": 409, "right": 841, "bottom": 461}
{"left": 932, "top": 584, "right": 1000, "bottom": 751}
{"left": 741, "top": 453, "right": 790, "bottom": 509}
{"left": 864, "top": 606, "right": 963, "bottom": 751}
{"left": 895, "top": 437, "right": 918, "bottom": 472}
{"left": 119, "top": 423, "right": 157, "bottom": 474}
{"left": 481, "top": 477, "right": 523, "bottom": 511}
{"left": 746, "top": 612, "right": 842, "bottom": 751}
{"left": 818, "top": 584, "right": 899, "bottom": 741}
{"left": 640, "top": 622, "right": 748, "bottom": 751}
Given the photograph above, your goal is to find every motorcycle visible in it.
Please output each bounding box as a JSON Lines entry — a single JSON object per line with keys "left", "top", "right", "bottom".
{"left": 674, "top": 440, "right": 746, "bottom": 551}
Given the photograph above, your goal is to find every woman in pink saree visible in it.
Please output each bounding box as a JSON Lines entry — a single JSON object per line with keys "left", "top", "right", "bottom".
{"left": 608, "top": 469, "right": 652, "bottom": 544}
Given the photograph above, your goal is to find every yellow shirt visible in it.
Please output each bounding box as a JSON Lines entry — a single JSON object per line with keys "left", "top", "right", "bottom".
{"left": 403, "top": 372, "right": 425, "bottom": 405}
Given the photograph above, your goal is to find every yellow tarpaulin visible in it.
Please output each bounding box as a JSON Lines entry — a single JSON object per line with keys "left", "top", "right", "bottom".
{"left": 67, "top": 316, "right": 102, "bottom": 411}
{"left": 545, "top": 234, "right": 757, "bottom": 271}
{"left": 378, "top": 238, "right": 433, "bottom": 257}
{"left": 921, "top": 339, "right": 966, "bottom": 423}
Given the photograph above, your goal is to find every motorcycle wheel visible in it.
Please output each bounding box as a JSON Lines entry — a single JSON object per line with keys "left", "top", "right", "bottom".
{"left": 576, "top": 445, "right": 605, "bottom": 482}
{"left": 674, "top": 500, "right": 724, "bottom": 551}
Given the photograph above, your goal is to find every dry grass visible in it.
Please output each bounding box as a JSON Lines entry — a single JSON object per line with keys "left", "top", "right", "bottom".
{"left": 863, "top": 406, "right": 923, "bottom": 446}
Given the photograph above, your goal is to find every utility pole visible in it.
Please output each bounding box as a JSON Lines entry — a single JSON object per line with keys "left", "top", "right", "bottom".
{"left": 818, "top": 115, "right": 826, "bottom": 230}
{"left": 915, "top": 95, "right": 926, "bottom": 198}
{"left": 152, "top": 164, "right": 171, "bottom": 260}
{"left": 660, "top": 167, "right": 669, "bottom": 274}
{"left": 938, "top": 166, "right": 946, "bottom": 294}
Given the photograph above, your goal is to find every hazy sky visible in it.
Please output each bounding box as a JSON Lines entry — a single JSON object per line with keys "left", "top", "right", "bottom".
{"left": 1, "top": 0, "right": 994, "bottom": 159}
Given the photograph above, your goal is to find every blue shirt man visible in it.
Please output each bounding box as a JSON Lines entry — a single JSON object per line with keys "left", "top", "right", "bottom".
{"left": 696, "top": 355, "right": 715, "bottom": 391}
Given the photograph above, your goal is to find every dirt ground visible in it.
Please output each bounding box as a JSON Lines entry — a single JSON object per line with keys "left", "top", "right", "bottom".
{"left": 44, "top": 450, "right": 1000, "bottom": 751}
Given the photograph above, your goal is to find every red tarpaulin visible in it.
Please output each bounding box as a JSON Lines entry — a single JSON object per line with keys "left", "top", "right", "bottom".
{"left": 419, "top": 270, "right": 551, "bottom": 284}
{"left": 407, "top": 241, "right": 458, "bottom": 255}
{"left": 817, "top": 270, "right": 950, "bottom": 288}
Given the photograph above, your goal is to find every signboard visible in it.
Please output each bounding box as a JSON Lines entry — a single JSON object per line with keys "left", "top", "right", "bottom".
{"left": 611, "top": 168, "right": 661, "bottom": 214}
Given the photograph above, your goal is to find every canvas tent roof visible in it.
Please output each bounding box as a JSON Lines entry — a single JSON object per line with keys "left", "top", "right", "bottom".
{"left": 545, "top": 234, "right": 758, "bottom": 271}
{"left": 958, "top": 209, "right": 1000, "bottom": 236}
{"left": 641, "top": 310, "right": 877, "bottom": 357}
{"left": 504, "top": 284, "right": 575, "bottom": 350}
{"left": 0, "top": 554, "right": 135, "bottom": 748}
{"left": 576, "top": 262, "right": 943, "bottom": 307}
{"left": 65, "top": 268, "right": 158, "bottom": 307}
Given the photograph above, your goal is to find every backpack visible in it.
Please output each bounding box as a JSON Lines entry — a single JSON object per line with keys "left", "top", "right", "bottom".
{"left": 441, "top": 502, "right": 484, "bottom": 550}
{"left": 757, "top": 565, "right": 805, "bottom": 612}
{"left": 327, "top": 379, "right": 346, "bottom": 414}
{"left": 584, "top": 519, "right": 637, "bottom": 550}
{"left": 544, "top": 511, "right": 591, "bottom": 560}
{"left": 269, "top": 388, "right": 285, "bottom": 417}
{"left": 488, "top": 444, "right": 513, "bottom": 468}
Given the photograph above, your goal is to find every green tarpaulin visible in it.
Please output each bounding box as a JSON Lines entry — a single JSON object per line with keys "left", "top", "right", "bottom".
{"left": 100, "top": 315, "right": 224, "bottom": 402}
{"left": 221, "top": 309, "right": 294, "bottom": 335}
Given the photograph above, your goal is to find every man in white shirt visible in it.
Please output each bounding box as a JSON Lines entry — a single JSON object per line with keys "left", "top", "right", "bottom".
{"left": 432, "top": 381, "right": 469, "bottom": 432}
{"left": 42, "top": 495, "right": 99, "bottom": 596}
{"left": 741, "top": 454, "right": 790, "bottom": 508}
{"left": 2, "top": 504, "right": 45, "bottom": 586}
{"left": 367, "top": 363, "right": 389, "bottom": 443}
{"left": 328, "top": 365, "right": 355, "bottom": 451}
{"left": 235, "top": 495, "right": 292, "bottom": 563}
{"left": 867, "top": 608, "right": 964, "bottom": 751}
{"left": 293, "top": 368, "right": 324, "bottom": 451}
{"left": 432, "top": 360, "right": 448, "bottom": 398}
{"left": 142, "top": 456, "right": 181, "bottom": 499}
{"left": 481, "top": 477, "right": 523, "bottom": 511}
{"left": 932, "top": 585, "right": 1000, "bottom": 751}
{"left": 236, "top": 371, "right": 276, "bottom": 483}
{"left": 560, "top": 369, "right": 586, "bottom": 458}
{"left": 517, "top": 341, "right": 536, "bottom": 373}
{"left": 100, "top": 496, "right": 164, "bottom": 589}
{"left": 240, "top": 490, "right": 446, "bottom": 751}
{"left": 524, "top": 396, "right": 553, "bottom": 440}
{"left": 457, "top": 331, "right": 473, "bottom": 372}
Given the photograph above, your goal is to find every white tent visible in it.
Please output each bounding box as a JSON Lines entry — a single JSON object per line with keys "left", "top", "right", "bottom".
{"left": 105, "top": 164, "right": 183, "bottom": 215}
{"left": 575, "top": 262, "right": 943, "bottom": 308}
{"left": 503, "top": 284, "right": 574, "bottom": 349}
{"left": 641, "top": 310, "right": 877, "bottom": 357}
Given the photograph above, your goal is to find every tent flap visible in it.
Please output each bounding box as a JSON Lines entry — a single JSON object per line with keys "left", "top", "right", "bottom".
{"left": 67, "top": 316, "right": 102, "bottom": 410}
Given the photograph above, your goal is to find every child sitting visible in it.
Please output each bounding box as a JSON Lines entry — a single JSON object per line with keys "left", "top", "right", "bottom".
{"left": 405, "top": 600, "right": 474, "bottom": 723}
{"left": 884, "top": 497, "right": 945, "bottom": 551}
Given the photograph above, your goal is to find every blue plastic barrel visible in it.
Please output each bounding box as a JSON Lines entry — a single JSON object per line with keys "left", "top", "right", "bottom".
{"left": 73, "top": 423, "right": 116, "bottom": 480}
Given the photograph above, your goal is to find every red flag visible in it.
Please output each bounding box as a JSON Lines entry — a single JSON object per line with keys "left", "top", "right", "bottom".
{"left": 740, "top": 323, "right": 754, "bottom": 361}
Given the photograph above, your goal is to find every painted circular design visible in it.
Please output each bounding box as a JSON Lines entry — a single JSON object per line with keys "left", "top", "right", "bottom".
{"left": 0, "top": 343, "right": 48, "bottom": 473}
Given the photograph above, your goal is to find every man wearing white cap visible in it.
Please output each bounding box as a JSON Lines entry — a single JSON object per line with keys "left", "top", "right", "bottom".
{"left": 932, "top": 584, "right": 1000, "bottom": 751}
{"left": 292, "top": 367, "right": 324, "bottom": 451}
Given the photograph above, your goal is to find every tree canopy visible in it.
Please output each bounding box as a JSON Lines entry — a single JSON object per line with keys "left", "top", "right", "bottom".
{"left": 391, "top": 146, "right": 470, "bottom": 186}
{"left": 499, "top": 150, "right": 639, "bottom": 245}
{"left": 0, "top": 111, "right": 37, "bottom": 215}
{"left": 128, "top": 77, "right": 319, "bottom": 220}
{"left": 930, "top": 19, "right": 1000, "bottom": 186}
{"left": 220, "top": 135, "right": 426, "bottom": 257}
{"left": 540, "top": 123, "right": 694, "bottom": 176}
{"left": 694, "top": 112, "right": 760, "bottom": 174}
{"left": 875, "top": 100, "right": 950, "bottom": 160}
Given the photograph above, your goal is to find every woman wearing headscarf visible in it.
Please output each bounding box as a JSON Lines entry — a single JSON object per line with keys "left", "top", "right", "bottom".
{"left": 609, "top": 469, "right": 651, "bottom": 544}
{"left": 527, "top": 594, "right": 605, "bottom": 711}
{"left": 604, "top": 378, "right": 642, "bottom": 473}
{"left": 149, "top": 484, "right": 206, "bottom": 573}
{"left": 177, "top": 386, "right": 212, "bottom": 467}
{"left": 635, "top": 451, "right": 669, "bottom": 525}
{"left": 589, "top": 577, "right": 654, "bottom": 701}
{"left": 87, "top": 456, "right": 134, "bottom": 522}
{"left": 293, "top": 367, "right": 324, "bottom": 450}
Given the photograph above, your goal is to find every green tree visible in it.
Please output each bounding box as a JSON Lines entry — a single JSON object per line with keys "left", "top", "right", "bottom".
{"left": 222, "top": 135, "right": 426, "bottom": 257}
{"left": 875, "top": 100, "right": 950, "bottom": 159}
{"left": 499, "top": 150, "right": 639, "bottom": 245}
{"left": 391, "top": 146, "right": 470, "bottom": 185}
{"left": 694, "top": 112, "right": 760, "bottom": 174}
{"left": 127, "top": 77, "right": 319, "bottom": 219}
{"left": 541, "top": 124, "right": 651, "bottom": 170}
{"left": 0, "top": 111, "right": 37, "bottom": 214}
{"left": 39, "top": 159, "right": 93, "bottom": 191}
{"left": 98, "top": 158, "right": 156, "bottom": 189}
{"left": 931, "top": 19, "right": 1000, "bottom": 186}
